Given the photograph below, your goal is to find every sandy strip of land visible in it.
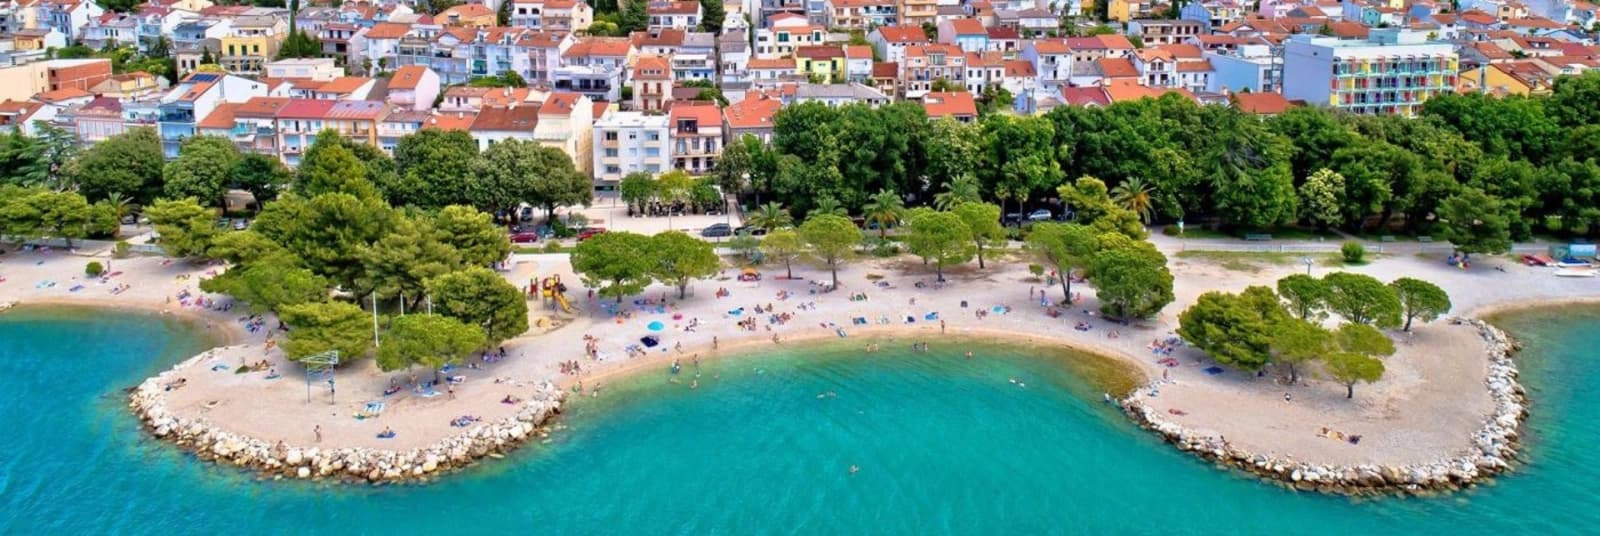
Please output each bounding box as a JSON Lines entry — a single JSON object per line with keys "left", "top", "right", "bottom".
{"left": 3, "top": 242, "right": 1597, "bottom": 464}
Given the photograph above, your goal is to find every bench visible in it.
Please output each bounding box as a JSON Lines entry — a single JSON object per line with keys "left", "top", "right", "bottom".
{"left": 1379, "top": 235, "right": 1397, "bottom": 243}
{"left": 1244, "top": 233, "right": 1272, "bottom": 242}
{"left": 1418, "top": 236, "right": 1433, "bottom": 243}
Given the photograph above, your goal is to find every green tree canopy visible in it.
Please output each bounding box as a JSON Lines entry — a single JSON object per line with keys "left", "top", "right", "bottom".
{"left": 1177, "top": 286, "right": 1286, "bottom": 371}
{"left": 1088, "top": 243, "right": 1174, "bottom": 322}
{"left": 1323, "top": 272, "right": 1401, "bottom": 328}
{"left": 163, "top": 135, "right": 241, "bottom": 206}
{"left": 951, "top": 202, "right": 1004, "bottom": 269}
{"left": 1276, "top": 273, "right": 1329, "bottom": 321}
{"left": 294, "top": 131, "right": 383, "bottom": 201}
{"left": 798, "top": 214, "right": 861, "bottom": 289}
{"left": 1436, "top": 187, "right": 1514, "bottom": 256}
{"left": 434, "top": 205, "right": 511, "bottom": 267}
{"left": 618, "top": 172, "right": 656, "bottom": 211}
{"left": 144, "top": 197, "right": 218, "bottom": 258}
{"left": 1389, "top": 277, "right": 1452, "bottom": 331}
{"left": 649, "top": 231, "right": 720, "bottom": 298}
{"left": 391, "top": 129, "right": 479, "bottom": 208}
{"left": 252, "top": 192, "right": 393, "bottom": 291}
{"left": 280, "top": 301, "right": 373, "bottom": 362}
{"left": 761, "top": 228, "right": 805, "bottom": 279}
{"left": 359, "top": 214, "right": 461, "bottom": 305}
{"left": 71, "top": 127, "right": 164, "bottom": 203}
{"left": 230, "top": 152, "right": 292, "bottom": 205}
{"left": 572, "top": 231, "right": 655, "bottom": 302}
{"left": 425, "top": 266, "right": 529, "bottom": 343}
{"left": 906, "top": 210, "right": 974, "bottom": 281}
{"left": 377, "top": 314, "right": 487, "bottom": 374}
{"left": 1026, "top": 222, "right": 1098, "bottom": 303}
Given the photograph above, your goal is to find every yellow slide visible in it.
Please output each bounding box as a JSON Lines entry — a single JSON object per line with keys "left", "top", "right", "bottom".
{"left": 554, "top": 292, "right": 574, "bottom": 314}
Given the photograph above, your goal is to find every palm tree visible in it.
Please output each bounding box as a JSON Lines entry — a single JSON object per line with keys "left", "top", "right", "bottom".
{"left": 862, "top": 189, "right": 906, "bottom": 238}
{"left": 105, "top": 192, "right": 132, "bottom": 237}
{"left": 810, "top": 195, "right": 848, "bottom": 217}
{"left": 1111, "top": 177, "right": 1155, "bottom": 224}
{"left": 747, "top": 202, "right": 793, "bottom": 231}
{"left": 934, "top": 174, "right": 981, "bottom": 210}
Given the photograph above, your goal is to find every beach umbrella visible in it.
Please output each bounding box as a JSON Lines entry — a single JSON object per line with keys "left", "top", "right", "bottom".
{"left": 647, "top": 320, "right": 665, "bottom": 331}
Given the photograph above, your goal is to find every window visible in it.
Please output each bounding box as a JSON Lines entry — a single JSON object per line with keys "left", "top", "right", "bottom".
{"left": 604, "top": 148, "right": 618, "bottom": 157}
{"left": 645, "top": 132, "right": 659, "bottom": 141}
{"left": 628, "top": 131, "right": 637, "bottom": 140}
{"left": 605, "top": 165, "right": 621, "bottom": 174}
{"left": 645, "top": 147, "right": 660, "bottom": 157}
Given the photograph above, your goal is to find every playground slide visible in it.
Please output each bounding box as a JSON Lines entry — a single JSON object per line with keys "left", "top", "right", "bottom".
{"left": 554, "top": 292, "right": 574, "bottom": 314}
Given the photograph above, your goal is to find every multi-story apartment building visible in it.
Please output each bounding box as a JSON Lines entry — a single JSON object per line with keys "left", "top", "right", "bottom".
{"left": 265, "top": 58, "right": 343, "bottom": 81}
{"left": 158, "top": 72, "right": 269, "bottom": 157}
{"left": 1127, "top": 19, "right": 1205, "bottom": 47}
{"left": 0, "top": 58, "right": 111, "bottom": 101}
{"left": 648, "top": 1, "right": 702, "bottom": 29}
{"left": 1282, "top": 30, "right": 1458, "bottom": 116}
{"left": 532, "top": 92, "right": 596, "bottom": 175}
{"left": 468, "top": 104, "right": 541, "bottom": 151}
{"left": 220, "top": 14, "right": 285, "bottom": 76}
{"left": 632, "top": 55, "right": 673, "bottom": 112}
{"left": 825, "top": 0, "right": 896, "bottom": 29}
{"left": 669, "top": 102, "right": 722, "bottom": 175}
{"left": 1205, "top": 42, "right": 1283, "bottom": 93}
{"left": 511, "top": 0, "right": 595, "bottom": 32}
{"left": 592, "top": 111, "right": 670, "bottom": 188}
{"left": 227, "top": 96, "right": 289, "bottom": 158}
{"left": 1021, "top": 39, "right": 1074, "bottom": 87}
{"left": 901, "top": 43, "right": 966, "bottom": 95}
{"left": 556, "top": 37, "right": 633, "bottom": 102}
{"left": 868, "top": 25, "right": 929, "bottom": 64}
{"left": 386, "top": 65, "right": 442, "bottom": 111}
{"left": 896, "top": 0, "right": 936, "bottom": 26}
{"left": 754, "top": 12, "right": 825, "bottom": 59}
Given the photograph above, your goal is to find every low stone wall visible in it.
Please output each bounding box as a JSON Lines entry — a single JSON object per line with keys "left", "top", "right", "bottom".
{"left": 128, "top": 348, "right": 567, "bottom": 483}
{"left": 1120, "top": 318, "right": 1527, "bottom": 495}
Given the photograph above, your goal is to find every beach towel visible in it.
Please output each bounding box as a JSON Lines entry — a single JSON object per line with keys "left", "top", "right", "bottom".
{"left": 924, "top": 312, "right": 939, "bottom": 321}
{"left": 1204, "top": 366, "right": 1224, "bottom": 375}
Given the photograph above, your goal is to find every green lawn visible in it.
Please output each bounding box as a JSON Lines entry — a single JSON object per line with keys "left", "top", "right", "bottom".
{"left": 1175, "top": 250, "right": 1346, "bottom": 273}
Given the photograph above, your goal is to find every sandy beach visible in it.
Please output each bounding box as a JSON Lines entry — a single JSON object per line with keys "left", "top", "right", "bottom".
{"left": 2, "top": 240, "right": 1596, "bottom": 467}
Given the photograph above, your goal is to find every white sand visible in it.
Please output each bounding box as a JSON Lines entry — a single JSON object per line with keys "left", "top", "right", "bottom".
{"left": 2, "top": 243, "right": 1594, "bottom": 464}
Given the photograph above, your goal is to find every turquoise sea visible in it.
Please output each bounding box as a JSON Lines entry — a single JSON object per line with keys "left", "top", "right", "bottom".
{"left": 1, "top": 305, "right": 1598, "bottom": 535}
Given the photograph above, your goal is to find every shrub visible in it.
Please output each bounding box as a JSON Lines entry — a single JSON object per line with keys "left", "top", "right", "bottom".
{"left": 1161, "top": 224, "right": 1181, "bottom": 236}
{"left": 85, "top": 261, "right": 104, "bottom": 276}
{"left": 1341, "top": 241, "right": 1366, "bottom": 264}
{"left": 1028, "top": 263, "right": 1045, "bottom": 278}
{"left": 542, "top": 241, "right": 564, "bottom": 253}
{"left": 112, "top": 240, "right": 130, "bottom": 259}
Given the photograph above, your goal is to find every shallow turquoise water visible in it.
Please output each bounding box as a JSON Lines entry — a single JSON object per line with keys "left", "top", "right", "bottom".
{"left": 1, "top": 306, "right": 1597, "bottom": 534}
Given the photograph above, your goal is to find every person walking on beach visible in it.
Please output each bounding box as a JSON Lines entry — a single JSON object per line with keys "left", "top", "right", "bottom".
{"left": 713, "top": 336, "right": 719, "bottom": 349}
{"left": 314, "top": 425, "right": 322, "bottom": 443}
{"left": 940, "top": 320, "right": 946, "bottom": 334}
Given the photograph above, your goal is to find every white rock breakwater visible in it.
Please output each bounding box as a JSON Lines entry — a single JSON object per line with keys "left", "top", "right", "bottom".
{"left": 129, "top": 349, "right": 566, "bottom": 484}
{"left": 1120, "top": 318, "right": 1527, "bottom": 495}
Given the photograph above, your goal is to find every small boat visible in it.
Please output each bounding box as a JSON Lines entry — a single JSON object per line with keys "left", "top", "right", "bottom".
{"left": 1554, "top": 268, "right": 1598, "bottom": 278}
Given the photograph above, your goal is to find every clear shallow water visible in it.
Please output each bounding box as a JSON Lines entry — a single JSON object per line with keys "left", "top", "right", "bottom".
{"left": 1, "top": 307, "right": 1597, "bottom": 535}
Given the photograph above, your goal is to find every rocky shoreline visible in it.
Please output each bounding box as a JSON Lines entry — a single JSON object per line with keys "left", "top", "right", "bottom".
{"left": 128, "top": 348, "right": 567, "bottom": 484}
{"left": 1120, "top": 318, "right": 1527, "bottom": 495}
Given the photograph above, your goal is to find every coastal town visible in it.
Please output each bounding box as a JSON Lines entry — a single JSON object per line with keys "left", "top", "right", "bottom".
{"left": 2, "top": 0, "right": 1600, "bottom": 530}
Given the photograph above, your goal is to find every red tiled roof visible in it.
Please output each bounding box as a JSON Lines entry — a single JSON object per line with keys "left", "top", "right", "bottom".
{"left": 1059, "top": 86, "right": 1111, "bottom": 106}
{"left": 723, "top": 93, "right": 781, "bottom": 129}
{"left": 921, "top": 91, "right": 977, "bottom": 118}
{"left": 564, "top": 37, "right": 632, "bottom": 58}
{"left": 34, "top": 87, "right": 92, "bottom": 102}
{"left": 439, "top": 4, "right": 494, "bottom": 19}
{"left": 318, "top": 76, "right": 372, "bottom": 94}
{"left": 326, "top": 100, "right": 388, "bottom": 120}
{"left": 872, "top": 61, "right": 898, "bottom": 78}
{"left": 1099, "top": 58, "right": 1138, "bottom": 78}
{"left": 425, "top": 111, "right": 478, "bottom": 131}
{"left": 1233, "top": 92, "right": 1292, "bottom": 115}
{"left": 633, "top": 55, "right": 672, "bottom": 79}
{"left": 540, "top": 92, "right": 582, "bottom": 117}
{"left": 388, "top": 66, "right": 431, "bottom": 90}
{"left": 945, "top": 18, "right": 986, "bottom": 36}
{"left": 1326, "top": 21, "right": 1369, "bottom": 39}
{"left": 364, "top": 22, "right": 411, "bottom": 39}
{"left": 875, "top": 25, "right": 928, "bottom": 43}
{"left": 986, "top": 26, "right": 1020, "bottom": 40}
{"left": 196, "top": 102, "right": 239, "bottom": 129}
{"left": 234, "top": 97, "right": 290, "bottom": 118}
{"left": 669, "top": 102, "right": 721, "bottom": 125}
{"left": 844, "top": 45, "right": 872, "bottom": 59}
{"left": 275, "top": 99, "right": 338, "bottom": 119}
{"left": 1459, "top": 9, "right": 1498, "bottom": 25}
{"left": 796, "top": 45, "right": 844, "bottom": 59}
{"left": 1031, "top": 38, "right": 1069, "bottom": 54}
{"left": 648, "top": 1, "right": 700, "bottom": 15}
{"left": 471, "top": 105, "right": 540, "bottom": 131}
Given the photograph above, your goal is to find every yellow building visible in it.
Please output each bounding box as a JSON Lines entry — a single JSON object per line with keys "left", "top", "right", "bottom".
{"left": 1107, "top": 0, "right": 1149, "bottom": 22}
{"left": 219, "top": 15, "right": 285, "bottom": 76}
{"left": 795, "top": 45, "right": 846, "bottom": 83}
{"left": 1457, "top": 61, "right": 1556, "bottom": 96}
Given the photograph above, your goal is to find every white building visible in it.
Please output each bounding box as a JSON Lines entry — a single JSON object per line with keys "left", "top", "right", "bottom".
{"left": 592, "top": 110, "right": 670, "bottom": 188}
{"left": 1281, "top": 30, "right": 1458, "bottom": 116}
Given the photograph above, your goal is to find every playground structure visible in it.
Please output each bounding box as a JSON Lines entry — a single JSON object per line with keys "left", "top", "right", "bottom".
{"left": 531, "top": 274, "right": 575, "bottom": 314}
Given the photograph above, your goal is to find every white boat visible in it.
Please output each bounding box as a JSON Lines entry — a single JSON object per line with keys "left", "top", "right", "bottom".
{"left": 1554, "top": 268, "right": 1598, "bottom": 278}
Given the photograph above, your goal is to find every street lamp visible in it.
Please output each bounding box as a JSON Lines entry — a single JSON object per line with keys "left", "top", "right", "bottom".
{"left": 1300, "top": 256, "right": 1314, "bottom": 275}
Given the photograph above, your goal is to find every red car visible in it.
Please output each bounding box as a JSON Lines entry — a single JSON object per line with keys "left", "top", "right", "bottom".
{"left": 510, "top": 232, "right": 539, "bottom": 244}
{"left": 576, "top": 228, "right": 607, "bottom": 241}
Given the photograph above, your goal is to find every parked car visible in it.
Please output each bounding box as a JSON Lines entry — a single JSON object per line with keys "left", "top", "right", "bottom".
{"left": 576, "top": 227, "right": 607, "bottom": 241}
{"left": 700, "top": 223, "right": 733, "bottom": 238}
{"left": 1027, "top": 209, "right": 1052, "bottom": 222}
{"left": 510, "top": 232, "right": 539, "bottom": 244}
{"left": 232, "top": 219, "right": 249, "bottom": 231}
{"left": 735, "top": 225, "right": 768, "bottom": 237}
{"left": 1002, "top": 212, "right": 1025, "bottom": 227}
